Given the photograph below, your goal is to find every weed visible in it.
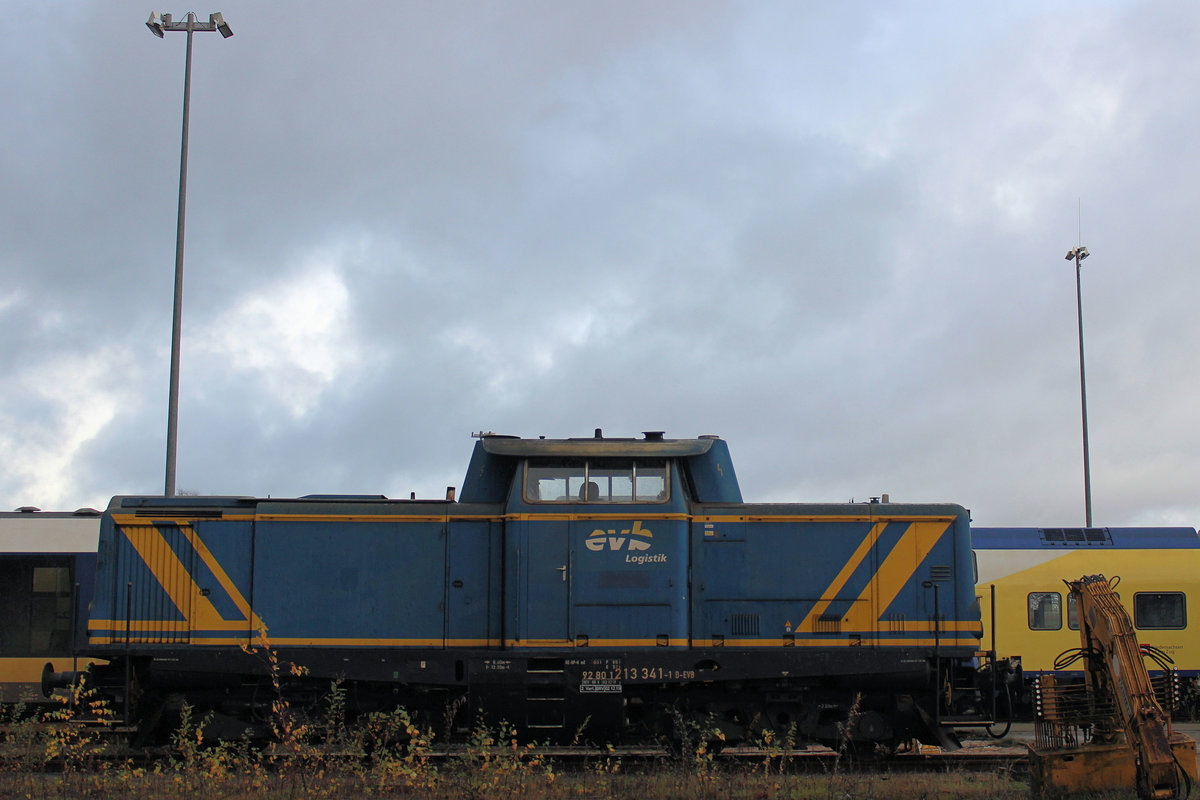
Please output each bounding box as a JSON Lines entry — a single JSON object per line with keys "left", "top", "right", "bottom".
{"left": 758, "top": 721, "right": 798, "bottom": 778}
{"left": 42, "top": 675, "right": 113, "bottom": 773}
{"left": 667, "top": 706, "right": 726, "bottom": 779}
{"left": 364, "top": 705, "right": 439, "bottom": 793}
{"left": 240, "top": 627, "right": 311, "bottom": 753}
{"left": 453, "top": 717, "right": 557, "bottom": 800}
{"left": 832, "top": 692, "right": 863, "bottom": 775}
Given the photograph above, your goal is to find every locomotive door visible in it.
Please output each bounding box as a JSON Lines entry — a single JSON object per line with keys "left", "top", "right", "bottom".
{"left": 111, "top": 519, "right": 258, "bottom": 646}
{"left": 522, "top": 520, "right": 571, "bottom": 643}
{"left": 110, "top": 521, "right": 194, "bottom": 644}
{"left": 445, "top": 519, "right": 496, "bottom": 645}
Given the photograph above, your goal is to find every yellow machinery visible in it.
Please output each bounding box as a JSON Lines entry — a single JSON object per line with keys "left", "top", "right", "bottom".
{"left": 1029, "top": 575, "right": 1197, "bottom": 799}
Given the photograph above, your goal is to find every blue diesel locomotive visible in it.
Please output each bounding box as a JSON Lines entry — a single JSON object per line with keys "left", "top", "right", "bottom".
{"left": 73, "top": 431, "right": 991, "bottom": 747}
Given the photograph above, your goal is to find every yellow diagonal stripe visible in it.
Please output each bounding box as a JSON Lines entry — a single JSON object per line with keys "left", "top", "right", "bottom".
{"left": 798, "top": 522, "right": 886, "bottom": 631}
{"left": 179, "top": 524, "right": 265, "bottom": 632}
{"left": 842, "top": 520, "right": 950, "bottom": 631}
{"left": 121, "top": 523, "right": 261, "bottom": 638}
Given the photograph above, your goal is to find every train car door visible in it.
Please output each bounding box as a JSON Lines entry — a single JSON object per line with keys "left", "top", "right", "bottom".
{"left": 521, "top": 519, "right": 571, "bottom": 643}
{"left": 507, "top": 457, "right": 686, "bottom": 646}
{"left": 98, "top": 518, "right": 250, "bottom": 646}
{"left": 108, "top": 518, "right": 257, "bottom": 646}
{"left": 184, "top": 520, "right": 257, "bottom": 645}
{"left": 107, "top": 521, "right": 194, "bottom": 645}
{"left": 503, "top": 462, "right": 575, "bottom": 646}
{"left": 445, "top": 517, "right": 501, "bottom": 646}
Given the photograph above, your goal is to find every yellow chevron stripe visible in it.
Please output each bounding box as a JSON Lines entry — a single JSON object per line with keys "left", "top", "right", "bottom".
{"left": 798, "top": 522, "right": 886, "bottom": 631}
{"left": 178, "top": 525, "right": 264, "bottom": 633}
{"left": 118, "top": 523, "right": 262, "bottom": 639}
{"left": 842, "top": 520, "right": 950, "bottom": 631}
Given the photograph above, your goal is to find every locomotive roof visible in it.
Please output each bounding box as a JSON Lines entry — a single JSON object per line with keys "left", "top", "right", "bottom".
{"left": 479, "top": 433, "right": 717, "bottom": 458}
{"left": 460, "top": 431, "right": 743, "bottom": 504}
{"left": 972, "top": 526, "right": 1200, "bottom": 549}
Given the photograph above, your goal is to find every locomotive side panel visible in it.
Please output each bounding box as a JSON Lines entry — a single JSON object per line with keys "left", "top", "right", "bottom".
{"left": 187, "top": 519, "right": 256, "bottom": 645}
{"left": 690, "top": 508, "right": 978, "bottom": 658}
{"left": 91, "top": 519, "right": 214, "bottom": 645}
{"left": 691, "top": 516, "right": 880, "bottom": 646}
{"left": 252, "top": 520, "right": 447, "bottom": 647}
{"left": 571, "top": 515, "right": 689, "bottom": 647}
{"left": 90, "top": 502, "right": 495, "bottom": 652}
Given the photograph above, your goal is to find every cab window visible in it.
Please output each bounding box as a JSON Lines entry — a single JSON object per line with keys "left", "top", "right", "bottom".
{"left": 524, "top": 459, "right": 668, "bottom": 503}
{"left": 1028, "top": 592, "right": 1062, "bottom": 630}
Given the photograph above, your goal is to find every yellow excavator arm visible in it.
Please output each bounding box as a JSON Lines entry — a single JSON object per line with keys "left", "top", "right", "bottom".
{"left": 1070, "top": 575, "right": 1184, "bottom": 800}
{"left": 1028, "top": 574, "right": 1196, "bottom": 800}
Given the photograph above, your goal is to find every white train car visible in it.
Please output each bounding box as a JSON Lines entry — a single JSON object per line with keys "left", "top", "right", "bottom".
{"left": 0, "top": 509, "right": 101, "bottom": 705}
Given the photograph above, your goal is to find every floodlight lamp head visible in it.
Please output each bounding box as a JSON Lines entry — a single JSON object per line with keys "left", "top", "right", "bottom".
{"left": 146, "top": 11, "right": 165, "bottom": 37}
{"left": 1077, "top": 247, "right": 1090, "bottom": 260}
{"left": 210, "top": 12, "right": 233, "bottom": 38}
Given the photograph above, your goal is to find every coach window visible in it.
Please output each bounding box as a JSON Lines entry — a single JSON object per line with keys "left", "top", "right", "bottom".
{"left": 1028, "top": 592, "right": 1062, "bottom": 630}
{"left": 0, "top": 559, "right": 72, "bottom": 658}
{"left": 30, "top": 566, "right": 72, "bottom": 655}
{"left": 1067, "top": 594, "right": 1079, "bottom": 630}
{"left": 1134, "top": 592, "right": 1186, "bottom": 630}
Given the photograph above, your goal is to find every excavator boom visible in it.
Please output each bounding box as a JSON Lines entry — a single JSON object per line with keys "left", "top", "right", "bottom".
{"left": 1028, "top": 575, "right": 1197, "bottom": 800}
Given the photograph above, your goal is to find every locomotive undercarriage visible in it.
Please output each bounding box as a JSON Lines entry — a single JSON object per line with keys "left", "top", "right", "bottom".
{"left": 75, "top": 645, "right": 988, "bottom": 751}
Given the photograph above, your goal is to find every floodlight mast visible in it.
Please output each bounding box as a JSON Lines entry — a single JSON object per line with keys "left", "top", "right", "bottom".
{"left": 146, "top": 12, "right": 233, "bottom": 497}
{"left": 1065, "top": 245, "right": 1092, "bottom": 527}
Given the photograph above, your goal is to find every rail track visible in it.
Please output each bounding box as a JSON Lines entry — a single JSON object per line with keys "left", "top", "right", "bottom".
{"left": 3, "top": 727, "right": 1028, "bottom": 776}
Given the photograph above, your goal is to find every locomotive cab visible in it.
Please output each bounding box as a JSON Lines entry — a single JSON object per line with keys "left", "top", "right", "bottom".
{"left": 466, "top": 433, "right": 727, "bottom": 652}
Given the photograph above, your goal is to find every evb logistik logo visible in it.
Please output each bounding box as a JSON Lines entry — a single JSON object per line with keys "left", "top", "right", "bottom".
{"left": 585, "top": 521, "right": 666, "bottom": 564}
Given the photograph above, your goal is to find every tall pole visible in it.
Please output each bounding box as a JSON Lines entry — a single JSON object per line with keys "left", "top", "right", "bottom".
{"left": 1066, "top": 245, "right": 1092, "bottom": 527}
{"left": 164, "top": 14, "right": 195, "bottom": 498}
{"left": 147, "top": 12, "right": 232, "bottom": 497}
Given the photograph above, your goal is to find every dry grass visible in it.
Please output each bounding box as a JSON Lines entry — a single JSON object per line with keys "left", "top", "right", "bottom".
{"left": 0, "top": 698, "right": 1047, "bottom": 800}
{"left": 0, "top": 660, "right": 1131, "bottom": 800}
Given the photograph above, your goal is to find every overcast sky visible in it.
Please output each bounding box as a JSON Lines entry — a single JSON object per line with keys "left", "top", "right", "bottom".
{"left": 3, "top": 1, "right": 1197, "bottom": 527}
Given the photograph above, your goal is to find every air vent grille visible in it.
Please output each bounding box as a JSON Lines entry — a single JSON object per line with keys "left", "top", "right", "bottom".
{"left": 1039, "top": 528, "right": 1112, "bottom": 546}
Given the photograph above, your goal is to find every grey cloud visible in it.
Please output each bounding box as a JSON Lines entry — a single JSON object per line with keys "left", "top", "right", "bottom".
{"left": 2, "top": 1, "right": 1198, "bottom": 530}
